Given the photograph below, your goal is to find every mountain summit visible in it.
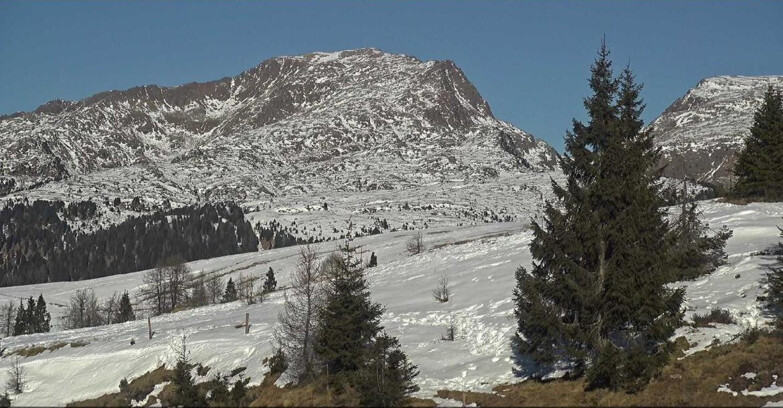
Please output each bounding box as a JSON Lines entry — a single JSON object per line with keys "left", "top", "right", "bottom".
{"left": 652, "top": 75, "right": 783, "bottom": 186}
{"left": 0, "top": 48, "right": 558, "bottom": 203}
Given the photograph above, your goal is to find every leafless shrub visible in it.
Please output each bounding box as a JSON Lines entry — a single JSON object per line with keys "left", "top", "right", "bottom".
{"left": 441, "top": 321, "right": 456, "bottom": 341}
{"left": 6, "top": 357, "right": 25, "bottom": 394}
{"left": 433, "top": 274, "right": 450, "bottom": 303}
{"left": 406, "top": 231, "right": 426, "bottom": 255}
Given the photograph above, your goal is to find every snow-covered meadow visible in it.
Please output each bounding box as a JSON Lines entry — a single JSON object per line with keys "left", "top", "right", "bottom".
{"left": 0, "top": 201, "right": 781, "bottom": 406}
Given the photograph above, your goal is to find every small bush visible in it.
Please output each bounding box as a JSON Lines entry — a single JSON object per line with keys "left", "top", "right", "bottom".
{"left": 691, "top": 308, "right": 736, "bottom": 327}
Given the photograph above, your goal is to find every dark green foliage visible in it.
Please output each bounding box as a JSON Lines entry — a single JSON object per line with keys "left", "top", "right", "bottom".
{"left": 0, "top": 201, "right": 258, "bottom": 287}
{"left": 668, "top": 182, "right": 733, "bottom": 281}
{"left": 115, "top": 292, "right": 135, "bottom": 323}
{"left": 222, "top": 278, "right": 238, "bottom": 303}
{"left": 229, "top": 377, "right": 249, "bottom": 407}
{"left": 765, "top": 224, "right": 783, "bottom": 326}
{"left": 206, "top": 372, "right": 230, "bottom": 406}
{"left": 355, "top": 332, "right": 420, "bottom": 407}
{"left": 368, "top": 252, "right": 378, "bottom": 268}
{"left": 269, "top": 347, "right": 288, "bottom": 375}
{"left": 733, "top": 86, "right": 783, "bottom": 200}
{"left": 315, "top": 239, "right": 385, "bottom": 375}
{"left": 13, "top": 295, "right": 50, "bottom": 336}
{"left": 0, "top": 392, "right": 9, "bottom": 408}
{"left": 118, "top": 378, "right": 130, "bottom": 395}
{"left": 263, "top": 267, "right": 277, "bottom": 293}
{"left": 170, "top": 337, "right": 206, "bottom": 408}
{"left": 514, "top": 42, "right": 684, "bottom": 391}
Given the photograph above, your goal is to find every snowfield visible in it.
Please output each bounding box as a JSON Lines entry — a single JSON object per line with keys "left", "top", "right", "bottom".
{"left": 0, "top": 201, "right": 781, "bottom": 406}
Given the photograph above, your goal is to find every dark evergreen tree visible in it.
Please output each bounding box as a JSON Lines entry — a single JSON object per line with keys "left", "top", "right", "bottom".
{"left": 514, "top": 42, "right": 684, "bottom": 391}
{"left": 668, "top": 181, "right": 733, "bottom": 281}
{"left": 733, "top": 85, "right": 783, "bottom": 200}
{"left": 355, "top": 332, "right": 420, "bottom": 407}
{"left": 368, "top": 252, "right": 378, "bottom": 268}
{"left": 222, "top": 278, "right": 238, "bottom": 303}
{"left": 33, "top": 294, "right": 50, "bottom": 333}
{"left": 263, "top": 267, "right": 277, "bottom": 293}
{"left": 115, "top": 291, "right": 135, "bottom": 323}
{"left": 315, "top": 238, "right": 384, "bottom": 375}
{"left": 169, "top": 337, "right": 206, "bottom": 407}
{"left": 765, "top": 223, "right": 783, "bottom": 329}
{"left": 229, "top": 377, "right": 249, "bottom": 407}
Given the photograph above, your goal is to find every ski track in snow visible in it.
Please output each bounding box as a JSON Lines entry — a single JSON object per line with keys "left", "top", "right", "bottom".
{"left": 0, "top": 201, "right": 781, "bottom": 405}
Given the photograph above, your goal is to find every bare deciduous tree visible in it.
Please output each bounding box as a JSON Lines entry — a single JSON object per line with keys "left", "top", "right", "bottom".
{"left": 0, "top": 303, "right": 16, "bottom": 338}
{"left": 63, "top": 288, "right": 101, "bottom": 329}
{"left": 142, "top": 265, "right": 168, "bottom": 316}
{"left": 6, "top": 357, "right": 25, "bottom": 394}
{"left": 238, "top": 272, "right": 258, "bottom": 305}
{"left": 275, "top": 245, "right": 324, "bottom": 381}
{"left": 101, "top": 292, "right": 119, "bottom": 325}
{"left": 432, "top": 274, "right": 450, "bottom": 303}
{"left": 164, "top": 262, "right": 191, "bottom": 311}
{"left": 406, "top": 231, "right": 425, "bottom": 255}
{"left": 206, "top": 276, "right": 224, "bottom": 305}
{"left": 141, "top": 258, "right": 192, "bottom": 315}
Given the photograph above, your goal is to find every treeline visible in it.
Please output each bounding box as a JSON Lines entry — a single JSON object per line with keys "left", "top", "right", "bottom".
{"left": 0, "top": 201, "right": 258, "bottom": 286}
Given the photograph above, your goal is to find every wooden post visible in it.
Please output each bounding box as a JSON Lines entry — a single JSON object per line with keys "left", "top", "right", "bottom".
{"left": 148, "top": 317, "right": 153, "bottom": 340}
{"left": 245, "top": 312, "right": 249, "bottom": 334}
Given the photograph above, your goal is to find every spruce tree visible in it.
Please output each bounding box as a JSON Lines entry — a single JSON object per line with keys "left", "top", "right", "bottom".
{"left": 514, "top": 42, "right": 684, "bottom": 391}
{"left": 765, "top": 224, "right": 783, "bottom": 329}
{"left": 222, "top": 278, "right": 238, "bottom": 303}
{"left": 169, "top": 336, "right": 206, "bottom": 407}
{"left": 115, "top": 291, "right": 135, "bottom": 323}
{"left": 355, "top": 332, "right": 420, "bottom": 407}
{"left": 733, "top": 85, "right": 783, "bottom": 200}
{"left": 668, "top": 181, "right": 733, "bottom": 281}
{"left": 315, "top": 238, "right": 384, "bottom": 375}
{"left": 263, "top": 267, "right": 277, "bottom": 293}
{"left": 33, "top": 294, "right": 51, "bottom": 333}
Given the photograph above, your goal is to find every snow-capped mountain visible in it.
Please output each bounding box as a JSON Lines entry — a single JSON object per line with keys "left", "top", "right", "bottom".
{"left": 651, "top": 75, "right": 783, "bottom": 186}
{"left": 0, "top": 49, "right": 558, "bottom": 210}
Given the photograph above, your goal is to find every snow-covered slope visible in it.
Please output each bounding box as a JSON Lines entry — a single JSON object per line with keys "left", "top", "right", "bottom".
{"left": 651, "top": 76, "right": 783, "bottom": 186}
{"left": 0, "top": 49, "right": 558, "bottom": 217}
{"left": 0, "top": 201, "right": 780, "bottom": 406}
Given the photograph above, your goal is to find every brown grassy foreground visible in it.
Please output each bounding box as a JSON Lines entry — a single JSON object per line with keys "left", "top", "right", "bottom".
{"left": 246, "top": 371, "right": 436, "bottom": 407}
{"left": 437, "top": 333, "right": 783, "bottom": 406}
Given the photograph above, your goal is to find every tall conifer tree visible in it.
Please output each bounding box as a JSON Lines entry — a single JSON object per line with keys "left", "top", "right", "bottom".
{"left": 315, "top": 236, "right": 384, "bottom": 375}
{"left": 733, "top": 85, "right": 783, "bottom": 200}
{"left": 514, "top": 41, "right": 684, "bottom": 391}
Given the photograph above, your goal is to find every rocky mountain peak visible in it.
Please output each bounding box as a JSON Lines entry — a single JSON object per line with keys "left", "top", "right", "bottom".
{"left": 652, "top": 75, "right": 783, "bottom": 186}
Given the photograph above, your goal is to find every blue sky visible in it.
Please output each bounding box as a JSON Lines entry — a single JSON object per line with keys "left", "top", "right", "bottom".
{"left": 1, "top": 1, "right": 781, "bottom": 151}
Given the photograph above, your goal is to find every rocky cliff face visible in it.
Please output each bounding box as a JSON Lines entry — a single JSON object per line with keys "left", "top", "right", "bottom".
{"left": 651, "top": 75, "right": 783, "bottom": 187}
{"left": 0, "top": 48, "right": 558, "bottom": 205}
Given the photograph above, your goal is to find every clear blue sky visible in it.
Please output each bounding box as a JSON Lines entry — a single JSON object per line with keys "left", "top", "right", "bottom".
{"left": 1, "top": 1, "right": 781, "bottom": 151}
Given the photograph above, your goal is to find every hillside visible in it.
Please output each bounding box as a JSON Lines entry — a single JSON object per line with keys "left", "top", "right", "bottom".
{"left": 652, "top": 75, "right": 783, "bottom": 187}
{"left": 0, "top": 201, "right": 780, "bottom": 406}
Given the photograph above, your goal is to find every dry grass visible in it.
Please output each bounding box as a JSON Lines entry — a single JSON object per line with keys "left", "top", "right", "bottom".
{"left": 437, "top": 333, "right": 783, "bottom": 406}
{"left": 11, "top": 341, "right": 75, "bottom": 357}
{"left": 67, "top": 365, "right": 175, "bottom": 407}
{"left": 692, "top": 308, "right": 737, "bottom": 327}
{"left": 246, "top": 371, "right": 436, "bottom": 407}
